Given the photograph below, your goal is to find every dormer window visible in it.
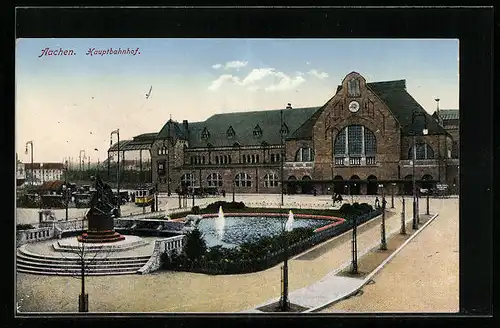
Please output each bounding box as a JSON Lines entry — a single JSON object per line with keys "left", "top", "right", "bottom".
{"left": 253, "top": 124, "right": 263, "bottom": 138}
{"left": 280, "top": 122, "right": 289, "bottom": 136}
{"left": 201, "top": 127, "right": 210, "bottom": 140}
{"left": 348, "top": 78, "right": 361, "bottom": 97}
{"left": 227, "top": 126, "right": 236, "bottom": 138}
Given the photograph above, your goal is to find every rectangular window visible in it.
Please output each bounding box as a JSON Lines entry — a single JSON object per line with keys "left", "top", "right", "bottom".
{"left": 348, "top": 126, "right": 363, "bottom": 155}
{"left": 334, "top": 130, "right": 346, "bottom": 155}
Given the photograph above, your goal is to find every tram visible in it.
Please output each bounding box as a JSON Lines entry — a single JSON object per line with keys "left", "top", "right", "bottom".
{"left": 134, "top": 185, "right": 155, "bottom": 207}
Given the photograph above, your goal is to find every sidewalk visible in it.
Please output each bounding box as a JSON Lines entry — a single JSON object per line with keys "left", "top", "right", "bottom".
{"left": 241, "top": 211, "right": 439, "bottom": 313}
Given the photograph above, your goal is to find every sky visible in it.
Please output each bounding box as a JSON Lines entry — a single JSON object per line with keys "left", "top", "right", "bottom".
{"left": 16, "top": 38, "right": 459, "bottom": 164}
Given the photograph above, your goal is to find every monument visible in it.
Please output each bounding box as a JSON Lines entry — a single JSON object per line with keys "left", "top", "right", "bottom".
{"left": 77, "top": 175, "right": 125, "bottom": 243}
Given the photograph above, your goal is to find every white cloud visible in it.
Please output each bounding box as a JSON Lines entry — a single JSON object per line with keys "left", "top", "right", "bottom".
{"left": 224, "top": 60, "right": 248, "bottom": 70}
{"left": 265, "top": 74, "right": 306, "bottom": 92}
{"left": 306, "top": 61, "right": 311, "bottom": 65}
{"left": 212, "top": 64, "right": 222, "bottom": 69}
{"left": 308, "top": 69, "right": 329, "bottom": 79}
{"left": 237, "top": 68, "right": 276, "bottom": 86}
{"left": 247, "top": 85, "right": 260, "bottom": 92}
{"left": 208, "top": 74, "right": 238, "bottom": 91}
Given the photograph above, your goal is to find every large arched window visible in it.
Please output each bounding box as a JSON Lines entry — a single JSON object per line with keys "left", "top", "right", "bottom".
{"left": 207, "top": 173, "right": 223, "bottom": 187}
{"left": 408, "top": 143, "right": 435, "bottom": 160}
{"left": 333, "top": 125, "right": 377, "bottom": 165}
{"left": 263, "top": 173, "right": 279, "bottom": 187}
{"left": 235, "top": 173, "right": 252, "bottom": 187}
{"left": 181, "top": 173, "right": 195, "bottom": 187}
{"left": 295, "top": 147, "right": 314, "bottom": 162}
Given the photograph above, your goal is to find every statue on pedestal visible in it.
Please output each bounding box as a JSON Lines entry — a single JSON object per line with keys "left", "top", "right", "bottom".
{"left": 77, "top": 175, "right": 125, "bottom": 243}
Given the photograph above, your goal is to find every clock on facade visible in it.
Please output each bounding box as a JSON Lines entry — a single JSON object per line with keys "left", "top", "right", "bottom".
{"left": 348, "top": 101, "right": 360, "bottom": 113}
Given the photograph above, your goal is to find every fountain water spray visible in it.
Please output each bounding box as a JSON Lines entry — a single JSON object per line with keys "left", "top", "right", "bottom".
{"left": 215, "top": 206, "right": 226, "bottom": 240}
{"left": 285, "top": 210, "right": 294, "bottom": 232}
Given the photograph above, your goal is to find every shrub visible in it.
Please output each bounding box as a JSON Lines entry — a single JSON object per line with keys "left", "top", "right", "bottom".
{"left": 191, "top": 206, "right": 200, "bottom": 214}
{"left": 183, "top": 228, "right": 207, "bottom": 261}
{"left": 16, "top": 224, "right": 35, "bottom": 230}
{"left": 205, "top": 201, "right": 246, "bottom": 211}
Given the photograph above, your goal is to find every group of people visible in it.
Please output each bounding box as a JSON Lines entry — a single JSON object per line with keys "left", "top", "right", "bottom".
{"left": 374, "top": 196, "right": 387, "bottom": 209}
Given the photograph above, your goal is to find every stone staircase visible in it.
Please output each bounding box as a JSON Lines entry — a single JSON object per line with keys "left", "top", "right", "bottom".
{"left": 16, "top": 246, "right": 150, "bottom": 276}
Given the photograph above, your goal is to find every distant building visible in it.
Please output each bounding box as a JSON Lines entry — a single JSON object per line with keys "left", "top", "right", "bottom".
{"left": 24, "top": 163, "right": 64, "bottom": 186}
{"left": 108, "top": 72, "right": 460, "bottom": 195}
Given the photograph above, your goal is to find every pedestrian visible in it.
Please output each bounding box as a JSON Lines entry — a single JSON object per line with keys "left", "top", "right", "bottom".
{"left": 222, "top": 189, "right": 226, "bottom": 197}
{"left": 375, "top": 196, "right": 380, "bottom": 208}
{"left": 313, "top": 188, "right": 317, "bottom": 196}
{"left": 382, "top": 197, "right": 387, "bottom": 209}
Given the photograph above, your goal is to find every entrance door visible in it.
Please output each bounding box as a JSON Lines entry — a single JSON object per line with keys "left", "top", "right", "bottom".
{"left": 301, "top": 175, "right": 313, "bottom": 194}
{"left": 350, "top": 175, "right": 361, "bottom": 195}
{"left": 367, "top": 175, "right": 378, "bottom": 195}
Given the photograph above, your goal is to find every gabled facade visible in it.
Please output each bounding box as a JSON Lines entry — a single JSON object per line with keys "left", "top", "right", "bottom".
{"left": 110, "top": 72, "right": 459, "bottom": 195}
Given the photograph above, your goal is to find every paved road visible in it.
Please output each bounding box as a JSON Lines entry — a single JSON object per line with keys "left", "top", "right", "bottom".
{"left": 321, "top": 197, "right": 459, "bottom": 313}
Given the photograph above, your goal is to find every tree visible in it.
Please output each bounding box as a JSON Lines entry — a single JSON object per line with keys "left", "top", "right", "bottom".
{"left": 183, "top": 227, "right": 207, "bottom": 262}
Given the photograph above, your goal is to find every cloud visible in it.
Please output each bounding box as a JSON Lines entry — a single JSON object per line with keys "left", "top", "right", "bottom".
{"left": 265, "top": 74, "right": 306, "bottom": 92}
{"left": 237, "top": 68, "right": 275, "bottom": 86}
{"left": 308, "top": 69, "right": 329, "bottom": 79}
{"left": 212, "top": 64, "right": 222, "bottom": 69}
{"left": 208, "top": 74, "right": 238, "bottom": 91}
{"left": 224, "top": 60, "right": 248, "bottom": 70}
{"left": 306, "top": 61, "right": 310, "bottom": 65}
{"left": 247, "top": 85, "right": 260, "bottom": 92}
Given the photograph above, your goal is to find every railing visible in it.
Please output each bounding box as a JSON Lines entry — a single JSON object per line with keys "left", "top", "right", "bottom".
{"left": 349, "top": 157, "right": 361, "bottom": 166}
{"left": 400, "top": 159, "right": 439, "bottom": 167}
{"left": 16, "top": 227, "right": 55, "bottom": 247}
{"left": 138, "top": 235, "right": 186, "bottom": 274}
{"left": 366, "top": 156, "right": 377, "bottom": 165}
{"left": 284, "top": 162, "right": 314, "bottom": 168}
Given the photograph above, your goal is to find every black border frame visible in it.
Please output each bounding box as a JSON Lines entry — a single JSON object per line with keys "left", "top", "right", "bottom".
{"left": 6, "top": 6, "right": 494, "bottom": 328}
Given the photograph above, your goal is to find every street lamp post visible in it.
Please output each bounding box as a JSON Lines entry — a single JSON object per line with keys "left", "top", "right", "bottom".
{"left": 79, "top": 150, "right": 86, "bottom": 182}
{"left": 351, "top": 215, "right": 358, "bottom": 274}
{"left": 426, "top": 190, "right": 430, "bottom": 215}
{"left": 391, "top": 183, "right": 395, "bottom": 208}
{"left": 400, "top": 196, "right": 406, "bottom": 234}
{"left": 280, "top": 109, "right": 285, "bottom": 206}
{"left": 111, "top": 129, "right": 121, "bottom": 217}
{"left": 411, "top": 111, "right": 428, "bottom": 230}
{"left": 25, "top": 141, "right": 34, "bottom": 187}
{"left": 379, "top": 184, "right": 387, "bottom": 250}
{"left": 64, "top": 161, "right": 69, "bottom": 221}
{"left": 279, "top": 211, "right": 290, "bottom": 312}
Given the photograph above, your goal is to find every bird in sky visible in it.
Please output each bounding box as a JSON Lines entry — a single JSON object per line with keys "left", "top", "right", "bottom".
{"left": 145, "top": 85, "right": 152, "bottom": 99}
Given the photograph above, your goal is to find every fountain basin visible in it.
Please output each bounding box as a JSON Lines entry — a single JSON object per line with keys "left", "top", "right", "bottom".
{"left": 196, "top": 213, "right": 345, "bottom": 249}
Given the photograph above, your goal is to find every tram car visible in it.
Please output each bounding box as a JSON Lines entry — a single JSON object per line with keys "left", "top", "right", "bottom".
{"left": 134, "top": 185, "right": 155, "bottom": 207}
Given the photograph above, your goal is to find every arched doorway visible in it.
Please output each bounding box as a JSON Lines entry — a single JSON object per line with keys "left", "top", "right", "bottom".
{"left": 367, "top": 175, "right": 378, "bottom": 195}
{"left": 421, "top": 174, "right": 434, "bottom": 191}
{"left": 301, "top": 175, "right": 313, "bottom": 194}
{"left": 287, "top": 176, "right": 298, "bottom": 194}
{"left": 403, "top": 175, "right": 413, "bottom": 195}
{"left": 350, "top": 175, "right": 361, "bottom": 195}
{"left": 333, "top": 175, "right": 344, "bottom": 194}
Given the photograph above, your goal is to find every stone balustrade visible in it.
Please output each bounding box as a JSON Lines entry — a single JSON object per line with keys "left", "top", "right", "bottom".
{"left": 137, "top": 235, "right": 186, "bottom": 274}
{"left": 16, "top": 227, "right": 54, "bottom": 247}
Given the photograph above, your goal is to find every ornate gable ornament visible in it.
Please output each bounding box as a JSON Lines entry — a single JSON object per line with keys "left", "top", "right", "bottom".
{"left": 253, "top": 124, "right": 263, "bottom": 138}
{"left": 201, "top": 127, "right": 210, "bottom": 140}
{"left": 227, "top": 125, "right": 236, "bottom": 138}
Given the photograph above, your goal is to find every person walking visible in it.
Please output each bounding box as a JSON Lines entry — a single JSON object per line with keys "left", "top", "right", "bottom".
{"left": 375, "top": 196, "right": 380, "bottom": 209}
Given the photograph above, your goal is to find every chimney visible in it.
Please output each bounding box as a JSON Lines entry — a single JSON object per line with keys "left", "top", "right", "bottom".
{"left": 183, "top": 120, "right": 189, "bottom": 141}
{"left": 435, "top": 98, "right": 442, "bottom": 126}
{"left": 286, "top": 103, "right": 292, "bottom": 110}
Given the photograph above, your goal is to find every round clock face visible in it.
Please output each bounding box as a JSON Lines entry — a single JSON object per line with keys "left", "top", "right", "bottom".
{"left": 349, "top": 101, "right": 360, "bottom": 113}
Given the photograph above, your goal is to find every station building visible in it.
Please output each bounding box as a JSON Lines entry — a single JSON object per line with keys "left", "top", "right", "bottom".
{"left": 108, "top": 72, "right": 460, "bottom": 195}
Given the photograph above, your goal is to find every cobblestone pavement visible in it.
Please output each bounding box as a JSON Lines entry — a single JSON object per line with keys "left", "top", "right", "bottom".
{"left": 16, "top": 195, "right": 458, "bottom": 313}
{"left": 320, "top": 197, "right": 459, "bottom": 313}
